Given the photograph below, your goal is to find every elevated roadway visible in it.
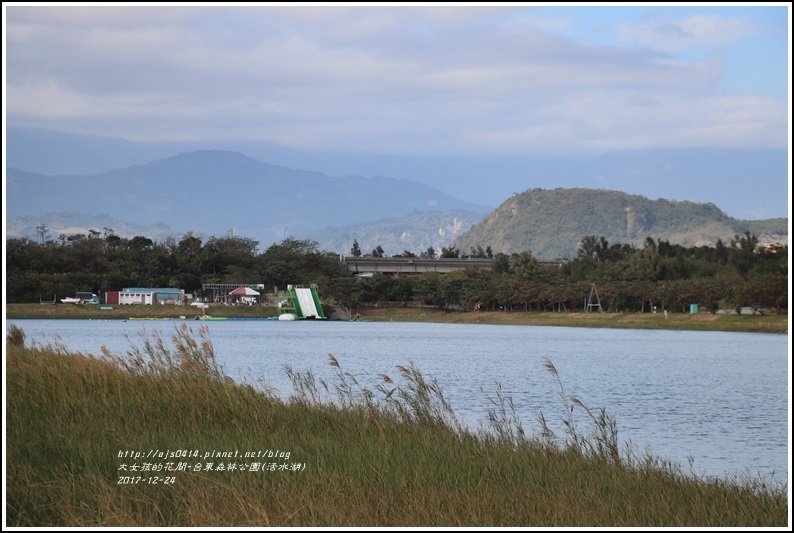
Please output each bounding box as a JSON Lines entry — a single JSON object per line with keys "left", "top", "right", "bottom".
{"left": 343, "top": 257, "right": 492, "bottom": 274}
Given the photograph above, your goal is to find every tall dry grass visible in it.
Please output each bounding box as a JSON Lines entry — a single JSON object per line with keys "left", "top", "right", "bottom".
{"left": 99, "top": 323, "right": 223, "bottom": 379}
{"left": 6, "top": 325, "right": 788, "bottom": 527}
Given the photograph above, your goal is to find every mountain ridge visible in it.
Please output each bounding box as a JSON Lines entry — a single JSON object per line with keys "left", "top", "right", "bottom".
{"left": 7, "top": 127, "right": 788, "bottom": 220}
{"left": 7, "top": 150, "right": 489, "bottom": 245}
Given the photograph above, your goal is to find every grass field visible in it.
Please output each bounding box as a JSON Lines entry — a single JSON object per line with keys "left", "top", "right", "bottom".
{"left": 5, "top": 324, "right": 787, "bottom": 527}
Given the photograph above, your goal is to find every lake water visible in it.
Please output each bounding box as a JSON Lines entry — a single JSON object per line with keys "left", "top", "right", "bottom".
{"left": 8, "top": 318, "right": 789, "bottom": 485}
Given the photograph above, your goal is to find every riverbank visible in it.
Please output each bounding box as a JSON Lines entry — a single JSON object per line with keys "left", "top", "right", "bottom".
{"left": 6, "top": 303, "right": 788, "bottom": 333}
{"left": 355, "top": 307, "right": 789, "bottom": 333}
{"left": 6, "top": 303, "right": 279, "bottom": 320}
{"left": 7, "top": 328, "right": 786, "bottom": 527}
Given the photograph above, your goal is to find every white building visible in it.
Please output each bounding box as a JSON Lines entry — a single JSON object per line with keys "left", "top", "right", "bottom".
{"left": 118, "top": 287, "right": 185, "bottom": 305}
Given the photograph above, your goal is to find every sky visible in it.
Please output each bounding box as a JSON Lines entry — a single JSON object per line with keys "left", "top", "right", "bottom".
{"left": 3, "top": 3, "right": 791, "bottom": 157}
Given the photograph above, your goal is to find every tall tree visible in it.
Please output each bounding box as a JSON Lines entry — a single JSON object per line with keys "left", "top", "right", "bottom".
{"left": 577, "top": 235, "right": 599, "bottom": 261}
{"left": 510, "top": 251, "right": 538, "bottom": 279}
{"left": 440, "top": 246, "right": 459, "bottom": 258}
{"left": 491, "top": 253, "right": 511, "bottom": 274}
{"left": 422, "top": 246, "right": 437, "bottom": 259}
{"left": 35, "top": 224, "right": 49, "bottom": 244}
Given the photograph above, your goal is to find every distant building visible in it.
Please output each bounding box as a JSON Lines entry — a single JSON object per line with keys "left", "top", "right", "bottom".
{"left": 118, "top": 287, "right": 185, "bottom": 305}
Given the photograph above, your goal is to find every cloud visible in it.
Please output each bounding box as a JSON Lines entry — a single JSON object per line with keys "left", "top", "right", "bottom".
{"left": 4, "top": 6, "right": 786, "bottom": 155}
{"left": 7, "top": 5, "right": 205, "bottom": 28}
{"left": 464, "top": 92, "right": 787, "bottom": 154}
{"left": 616, "top": 14, "right": 755, "bottom": 53}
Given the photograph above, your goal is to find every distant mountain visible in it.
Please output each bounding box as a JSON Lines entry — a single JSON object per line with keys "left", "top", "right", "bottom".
{"left": 7, "top": 212, "right": 175, "bottom": 242}
{"left": 7, "top": 128, "right": 789, "bottom": 220}
{"left": 453, "top": 188, "right": 788, "bottom": 260}
{"left": 6, "top": 150, "right": 489, "bottom": 244}
{"left": 6, "top": 127, "right": 304, "bottom": 176}
{"left": 6, "top": 127, "right": 181, "bottom": 175}
{"left": 308, "top": 210, "right": 485, "bottom": 256}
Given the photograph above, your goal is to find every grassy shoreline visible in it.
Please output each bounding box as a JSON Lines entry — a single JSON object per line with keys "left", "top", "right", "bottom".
{"left": 6, "top": 303, "right": 788, "bottom": 333}
{"left": 5, "top": 303, "right": 280, "bottom": 320}
{"left": 6, "top": 326, "right": 787, "bottom": 527}
{"left": 356, "top": 307, "right": 788, "bottom": 333}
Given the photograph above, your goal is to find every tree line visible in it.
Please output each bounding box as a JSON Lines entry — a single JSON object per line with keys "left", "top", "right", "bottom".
{"left": 327, "top": 232, "right": 787, "bottom": 313}
{"left": 5, "top": 229, "right": 788, "bottom": 313}
{"left": 6, "top": 232, "right": 345, "bottom": 303}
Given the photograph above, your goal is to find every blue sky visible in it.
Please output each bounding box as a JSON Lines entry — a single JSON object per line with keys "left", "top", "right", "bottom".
{"left": 527, "top": 5, "right": 788, "bottom": 98}
{"left": 4, "top": 4, "right": 790, "bottom": 156}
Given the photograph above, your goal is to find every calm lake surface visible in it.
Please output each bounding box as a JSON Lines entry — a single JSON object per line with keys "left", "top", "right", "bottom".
{"left": 9, "top": 318, "right": 789, "bottom": 484}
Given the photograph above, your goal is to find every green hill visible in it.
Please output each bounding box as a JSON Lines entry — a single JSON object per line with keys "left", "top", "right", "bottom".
{"left": 453, "top": 188, "right": 787, "bottom": 259}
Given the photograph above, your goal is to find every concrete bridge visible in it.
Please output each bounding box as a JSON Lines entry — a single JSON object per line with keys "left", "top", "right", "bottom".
{"left": 342, "top": 256, "right": 563, "bottom": 274}
{"left": 342, "top": 256, "right": 495, "bottom": 274}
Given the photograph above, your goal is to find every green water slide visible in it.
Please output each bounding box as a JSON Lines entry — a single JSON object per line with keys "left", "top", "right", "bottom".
{"left": 288, "top": 287, "right": 325, "bottom": 319}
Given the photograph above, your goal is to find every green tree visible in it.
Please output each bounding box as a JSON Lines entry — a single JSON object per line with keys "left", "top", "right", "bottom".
{"left": 393, "top": 250, "right": 417, "bottom": 258}
{"left": 440, "top": 246, "right": 459, "bottom": 258}
{"left": 391, "top": 276, "right": 416, "bottom": 306}
{"left": 628, "top": 248, "right": 661, "bottom": 280}
{"left": 714, "top": 239, "right": 728, "bottom": 264}
{"left": 469, "top": 245, "right": 487, "bottom": 258}
{"left": 511, "top": 251, "right": 538, "bottom": 279}
{"left": 323, "top": 276, "right": 362, "bottom": 314}
{"left": 491, "top": 253, "right": 511, "bottom": 274}
{"left": 203, "top": 236, "right": 258, "bottom": 279}
{"left": 730, "top": 232, "right": 759, "bottom": 275}
{"left": 577, "top": 235, "right": 599, "bottom": 261}
{"left": 35, "top": 224, "right": 49, "bottom": 244}
{"left": 129, "top": 236, "right": 154, "bottom": 251}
